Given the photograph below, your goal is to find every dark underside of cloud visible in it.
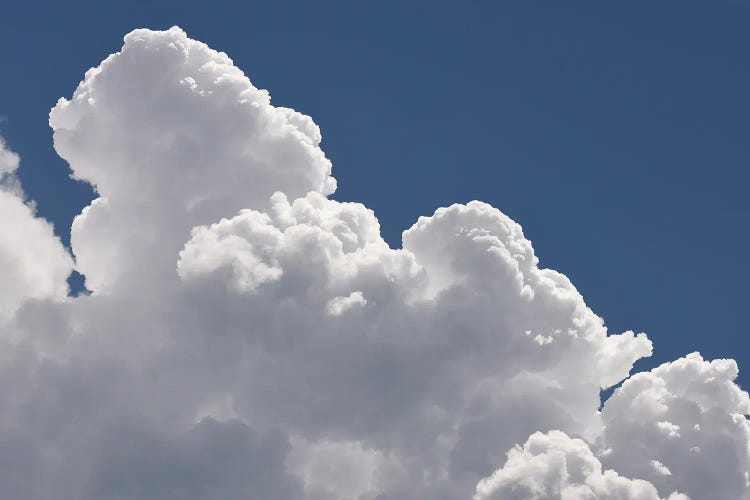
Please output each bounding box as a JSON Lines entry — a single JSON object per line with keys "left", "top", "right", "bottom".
{"left": 0, "top": 27, "right": 747, "bottom": 500}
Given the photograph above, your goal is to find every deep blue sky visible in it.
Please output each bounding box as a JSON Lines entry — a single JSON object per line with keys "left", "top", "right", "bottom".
{"left": 1, "top": 1, "right": 748, "bottom": 386}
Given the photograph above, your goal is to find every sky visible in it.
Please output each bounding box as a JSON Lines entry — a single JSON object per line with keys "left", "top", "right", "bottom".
{"left": 0, "top": 2, "right": 749, "bottom": 499}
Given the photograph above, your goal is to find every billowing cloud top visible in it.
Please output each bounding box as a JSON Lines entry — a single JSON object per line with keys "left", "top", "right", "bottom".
{"left": 0, "top": 26, "right": 746, "bottom": 499}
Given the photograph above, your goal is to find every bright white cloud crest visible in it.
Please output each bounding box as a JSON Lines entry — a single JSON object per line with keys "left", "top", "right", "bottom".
{"left": 0, "top": 27, "right": 747, "bottom": 499}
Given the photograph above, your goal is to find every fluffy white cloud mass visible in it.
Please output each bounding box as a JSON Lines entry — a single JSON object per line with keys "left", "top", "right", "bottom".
{"left": 0, "top": 27, "right": 747, "bottom": 499}
{"left": 0, "top": 137, "right": 72, "bottom": 321}
{"left": 474, "top": 431, "right": 689, "bottom": 500}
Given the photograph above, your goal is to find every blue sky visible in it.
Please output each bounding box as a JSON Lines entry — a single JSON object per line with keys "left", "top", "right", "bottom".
{"left": 1, "top": 0, "right": 749, "bottom": 388}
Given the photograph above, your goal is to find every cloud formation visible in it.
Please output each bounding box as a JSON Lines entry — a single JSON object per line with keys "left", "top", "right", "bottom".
{"left": 0, "top": 137, "right": 72, "bottom": 321}
{"left": 474, "top": 431, "right": 689, "bottom": 500}
{"left": 0, "top": 27, "right": 747, "bottom": 499}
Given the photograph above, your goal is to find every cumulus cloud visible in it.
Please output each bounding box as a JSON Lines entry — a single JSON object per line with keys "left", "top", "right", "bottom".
{"left": 0, "top": 26, "right": 746, "bottom": 499}
{"left": 0, "top": 137, "right": 72, "bottom": 321}
{"left": 0, "top": 135, "right": 20, "bottom": 175}
{"left": 50, "top": 28, "right": 335, "bottom": 293}
{"left": 598, "top": 353, "right": 750, "bottom": 499}
{"left": 474, "top": 431, "right": 688, "bottom": 500}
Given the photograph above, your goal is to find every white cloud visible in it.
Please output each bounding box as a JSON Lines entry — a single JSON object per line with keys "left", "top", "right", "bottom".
{"left": 474, "top": 430, "right": 688, "bottom": 500}
{"left": 326, "top": 291, "right": 367, "bottom": 317}
{"left": 0, "top": 137, "right": 72, "bottom": 322}
{"left": 50, "top": 27, "right": 335, "bottom": 293}
{"left": 0, "top": 136, "right": 19, "bottom": 175}
{"left": 655, "top": 421, "right": 680, "bottom": 439}
{"left": 599, "top": 353, "right": 750, "bottom": 499}
{"left": 0, "top": 27, "right": 746, "bottom": 499}
{"left": 651, "top": 460, "right": 672, "bottom": 477}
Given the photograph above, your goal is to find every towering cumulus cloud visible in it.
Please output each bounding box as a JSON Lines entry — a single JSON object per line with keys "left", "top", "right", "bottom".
{"left": 0, "top": 27, "right": 746, "bottom": 499}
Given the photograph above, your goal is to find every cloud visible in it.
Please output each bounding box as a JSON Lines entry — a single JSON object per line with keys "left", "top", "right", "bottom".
{"left": 0, "top": 26, "right": 747, "bottom": 499}
{"left": 599, "top": 353, "right": 750, "bottom": 499}
{"left": 474, "top": 430, "right": 689, "bottom": 500}
{"left": 0, "top": 136, "right": 72, "bottom": 321}
{"left": 50, "top": 27, "right": 335, "bottom": 293}
{"left": 0, "top": 135, "right": 20, "bottom": 175}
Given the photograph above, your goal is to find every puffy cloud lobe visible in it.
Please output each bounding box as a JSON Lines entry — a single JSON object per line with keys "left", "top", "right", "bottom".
{"left": 0, "top": 138, "right": 72, "bottom": 321}
{"left": 474, "top": 431, "right": 689, "bottom": 500}
{"left": 0, "top": 27, "right": 746, "bottom": 500}
{"left": 177, "top": 191, "right": 410, "bottom": 298}
{"left": 326, "top": 291, "right": 367, "bottom": 317}
{"left": 599, "top": 353, "right": 750, "bottom": 500}
{"left": 50, "top": 27, "right": 336, "bottom": 293}
{"left": 402, "top": 201, "right": 652, "bottom": 390}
